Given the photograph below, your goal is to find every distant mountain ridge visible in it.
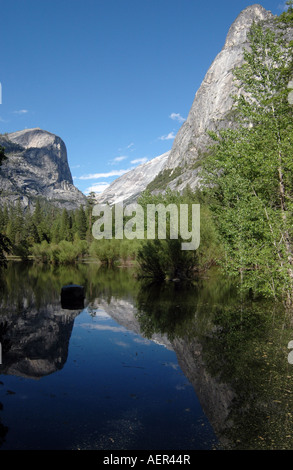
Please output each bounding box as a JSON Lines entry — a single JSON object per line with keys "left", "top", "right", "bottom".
{"left": 0, "top": 127, "right": 86, "bottom": 210}
{"left": 97, "top": 151, "right": 170, "bottom": 206}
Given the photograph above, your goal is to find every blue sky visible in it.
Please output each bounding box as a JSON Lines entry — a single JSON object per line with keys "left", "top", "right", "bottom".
{"left": 0, "top": 0, "right": 288, "bottom": 195}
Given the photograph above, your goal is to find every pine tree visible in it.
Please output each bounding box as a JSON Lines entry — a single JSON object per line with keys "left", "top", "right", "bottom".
{"left": 0, "top": 149, "right": 10, "bottom": 266}
{"left": 60, "top": 208, "right": 71, "bottom": 241}
{"left": 75, "top": 206, "right": 87, "bottom": 240}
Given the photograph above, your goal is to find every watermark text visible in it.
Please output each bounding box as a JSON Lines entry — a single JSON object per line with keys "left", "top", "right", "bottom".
{"left": 92, "top": 202, "right": 200, "bottom": 251}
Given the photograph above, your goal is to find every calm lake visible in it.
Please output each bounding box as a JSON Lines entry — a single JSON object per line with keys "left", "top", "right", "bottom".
{"left": 0, "top": 261, "right": 293, "bottom": 450}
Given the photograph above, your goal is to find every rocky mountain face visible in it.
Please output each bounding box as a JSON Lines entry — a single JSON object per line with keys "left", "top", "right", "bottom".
{"left": 160, "top": 4, "right": 292, "bottom": 193}
{"left": 0, "top": 298, "right": 81, "bottom": 379}
{"left": 98, "top": 4, "right": 292, "bottom": 204}
{"left": 97, "top": 151, "right": 170, "bottom": 205}
{"left": 0, "top": 128, "right": 86, "bottom": 210}
{"left": 162, "top": 4, "right": 274, "bottom": 191}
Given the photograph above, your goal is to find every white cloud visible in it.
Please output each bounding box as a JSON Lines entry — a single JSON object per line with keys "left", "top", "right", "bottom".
{"left": 110, "top": 155, "right": 128, "bottom": 165}
{"left": 170, "top": 112, "right": 186, "bottom": 123}
{"left": 81, "top": 323, "right": 127, "bottom": 333}
{"left": 159, "top": 131, "right": 176, "bottom": 141}
{"left": 13, "top": 109, "right": 29, "bottom": 114}
{"left": 79, "top": 169, "right": 130, "bottom": 180}
{"left": 84, "top": 182, "right": 110, "bottom": 194}
{"left": 131, "top": 157, "right": 148, "bottom": 165}
{"left": 115, "top": 156, "right": 128, "bottom": 162}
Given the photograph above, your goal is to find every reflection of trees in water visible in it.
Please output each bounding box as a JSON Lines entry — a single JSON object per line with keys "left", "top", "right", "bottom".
{"left": 0, "top": 262, "right": 139, "bottom": 310}
{"left": 135, "top": 276, "right": 293, "bottom": 450}
{"left": 135, "top": 281, "right": 199, "bottom": 341}
{"left": 135, "top": 271, "right": 237, "bottom": 341}
{"left": 200, "top": 300, "right": 293, "bottom": 449}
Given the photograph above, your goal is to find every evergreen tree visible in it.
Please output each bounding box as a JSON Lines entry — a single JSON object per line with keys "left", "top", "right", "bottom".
{"left": 31, "top": 199, "right": 51, "bottom": 242}
{"left": 75, "top": 206, "right": 87, "bottom": 240}
{"left": 60, "top": 208, "right": 71, "bottom": 241}
{"left": 0, "top": 149, "right": 10, "bottom": 267}
{"left": 86, "top": 192, "right": 96, "bottom": 241}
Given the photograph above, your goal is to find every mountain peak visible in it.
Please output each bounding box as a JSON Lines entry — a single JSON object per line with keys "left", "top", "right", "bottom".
{"left": 224, "top": 4, "right": 273, "bottom": 48}
{"left": 97, "top": 151, "right": 170, "bottom": 205}
{"left": 163, "top": 4, "right": 276, "bottom": 174}
{"left": 0, "top": 128, "right": 86, "bottom": 210}
{"left": 8, "top": 128, "right": 58, "bottom": 149}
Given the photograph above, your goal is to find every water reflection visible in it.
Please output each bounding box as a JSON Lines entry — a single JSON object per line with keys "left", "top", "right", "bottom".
{"left": 0, "top": 262, "right": 293, "bottom": 450}
{"left": 0, "top": 262, "right": 219, "bottom": 450}
{"left": 0, "top": 262, "right": 140, "bottom": 380}
{"left": 134, "top": 277, "right": 293, "bottom": 450}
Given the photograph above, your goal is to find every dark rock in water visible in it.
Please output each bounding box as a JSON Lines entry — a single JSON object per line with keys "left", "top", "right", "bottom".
{"left": 61, "top": 284, "right": 85, "bottom": 310}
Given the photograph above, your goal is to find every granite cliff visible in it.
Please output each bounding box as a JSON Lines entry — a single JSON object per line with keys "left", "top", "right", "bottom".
{"left": 0, "top": 128, "right": 86, "bottom": 210}
{"left": 98, "top": 4, "right": 291, "bottom": 203}
{"left": 161, "top": 4, "right": 274, "bottom": 192}
{"left": 97, "top": 151, "right": 170, "bottom": 205}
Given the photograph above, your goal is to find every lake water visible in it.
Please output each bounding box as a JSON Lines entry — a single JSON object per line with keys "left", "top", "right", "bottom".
{"left": 0, "top": 261, "right": 293, "bottom": 450}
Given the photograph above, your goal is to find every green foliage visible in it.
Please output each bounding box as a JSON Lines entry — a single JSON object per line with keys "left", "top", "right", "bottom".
{"left": 0, "top": 196, "right": 91, "bottom": 261}
{"left": 201, "top": 19, "right": 293, "bottom": 305}
{"left": 137, "top": 240, "right": 166, "bottom": 281}
{"left": 136, "top": 187, "right": 221, "bottom": 280}
{"left": 0, "top": 233, "right": 11, "bottom": 267}
{"left": 137, "top": 238, "right": 197, "bottom": 281}
{"left": 74, "top": 206, "right": 87, "bottom": 240}
{"left": 30, "top": 239, "right": 89, "bottom": 265}
{"left": 89, "top": 238, "right": 121, "bottom": 267}
{"left": 278, "top": 1, "right": 293, "bottom": 25}
{"left": 0, "top": 147, "right": 11, "bottom": 267}
{"left": 89, "top": 238, "right": 141, "bottom": 267}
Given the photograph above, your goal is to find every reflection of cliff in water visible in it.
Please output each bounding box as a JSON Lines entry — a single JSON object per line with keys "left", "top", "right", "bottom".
{"left": 0, "top": 262, "right": 138, "bottom": 380}
{"left": 97, "top": 300, "right": 234, "bottom": 447}
{"left": 0, "top": 263, "right": 84, "bottom": 379}
{"left": 133, "top": 279, "right": 238, "bottom": 446}
{"left": 88, "top": 275, "right": 237, "bottom": 449}
{"left": 0, "top": 304, "right": 80, "bottom": 379}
